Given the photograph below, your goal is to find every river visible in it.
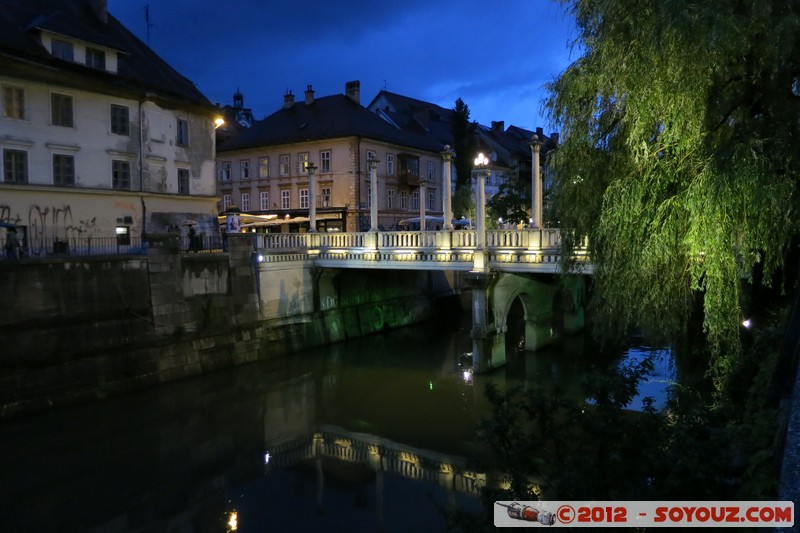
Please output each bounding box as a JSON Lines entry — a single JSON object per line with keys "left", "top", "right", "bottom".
{"left": 0, "top": 320, "right": 674, "bottom": 532}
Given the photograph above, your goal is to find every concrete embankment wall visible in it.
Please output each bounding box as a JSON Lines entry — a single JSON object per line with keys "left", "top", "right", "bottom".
{"left": 0, "top": 234, "right": 459, "bottom": 419}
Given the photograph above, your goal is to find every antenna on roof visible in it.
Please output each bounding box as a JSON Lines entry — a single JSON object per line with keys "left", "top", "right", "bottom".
{"left": 383, "top": 80, "right": 388, "bottom": 90}
{"left": 143, "top": 4, "right": 154, "bottom": 46}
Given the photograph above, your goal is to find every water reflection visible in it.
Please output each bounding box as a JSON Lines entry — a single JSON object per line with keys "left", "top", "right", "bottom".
{"left": 0, "top": 322, "right": 673, "bottom": 532}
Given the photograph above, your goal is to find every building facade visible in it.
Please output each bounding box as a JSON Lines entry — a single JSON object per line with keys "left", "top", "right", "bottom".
{"left": 1, "top": 0, "right": 219, "bottom": 255}
{"left": 216, "top": 82, "right": 446, "bottom": 232}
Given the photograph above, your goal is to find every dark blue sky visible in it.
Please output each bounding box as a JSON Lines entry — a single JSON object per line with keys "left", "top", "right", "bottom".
{"left": 108, "top": 0, "right": 577, "bottom": 131}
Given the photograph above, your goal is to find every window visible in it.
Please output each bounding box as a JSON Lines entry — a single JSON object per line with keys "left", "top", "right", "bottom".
{"left": 428, "top": 191, "right": 435, "bottom": 210}
{"left": 297, "top": 152, "right": 309, "bottom": 174}
{"left": 260, "top": 191, "right": 269, "bottom": 210}
{"left": 367, "top": 150, "right": 376, "bottom": 162}
{"left": 241, "top": 192, "right": 250, "bottom": 211}
{"left": 3, "top": 86, "right": 25, "bottom": 119}
{"left": 386, "top": 154, "right": 395, "bottom": 175}
{"left": 400, "top": 191, "right": 408, "bottom": 210}
{"left": 51, "top": 39, "right": 74, "bottom": 61}
{"left": 320, "top": 150, "right": 331, "bottom": 173}
{"left": 300, "top": 188, "right": 309, "bottom": 209}
{"left": 258, "top": 157, "right": 269, "bottom": 178}
{"left": 177, "top": 119, "right": 189, "bottom": 146}
{"left": 222, "top": 194, "right": 232, "bottom": 211}
{"left": 116, "top": 226, "right": 130, "bottom": 246}
{"left": 112, "top": 160, "right": 131, "bottom": 190}
{"left": 110, "top": 104, "right": 129, "bottom": 135}
{"left": 279, "top": 154, "right": 290, "bottom": 176}
{"left": 3, "top": 149, "right": 27, "bottom": 183}
{"left": 51, "top": 93, "right": 73, "bottom": 127}
{"left": 412, "top": 191, "right": 420, "bottom": 210}
{"left": 219, "top": 161, "right": 231, "bottom": 181}
{"left": 53, "top": 154, "right": 75, "bottom": 186}
{"left": 428, "top": 161, "right": 435, "bottom": 180}
{"left": 178, "top": 168, "right": 190, "bottom": 195}
{"left": 240, "top": 160, "right": 250, "bottom": 180}
{"left": 321, "top": 187, "right": 331, "bottom": 208}
{"left": 387, "top": 188, "right": 395, "bottom": 209}
{"left": 281, "top": 189, "right": 290, "bottom": 209}
{"left": 86, "top": 47, "right": 105, "bottom": 70}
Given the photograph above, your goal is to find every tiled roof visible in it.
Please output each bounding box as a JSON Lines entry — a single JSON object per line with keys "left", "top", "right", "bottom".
{"left": 0, "top": 0, "right": 211, "bottom": 110}
{"left": 217, "top": 94, "right": 446, "bottom": 154}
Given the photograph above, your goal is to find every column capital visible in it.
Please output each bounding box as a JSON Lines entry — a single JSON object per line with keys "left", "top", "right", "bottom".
{"left": 440, "top": 145, "right": 454, "bottom": 161}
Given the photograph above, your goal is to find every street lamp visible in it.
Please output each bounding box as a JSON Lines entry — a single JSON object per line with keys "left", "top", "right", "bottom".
{"left": 306, "top": 162, "right": 318, "bottom": 233}
{"left": 367, "top": 155, "right": 380, "bottom": 232}
{"left": 473, "top": 152, "right": 489, "bottom": 249}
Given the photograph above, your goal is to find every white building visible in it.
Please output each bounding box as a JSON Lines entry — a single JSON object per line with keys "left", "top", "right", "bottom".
{"left": 1, "top": 0, "right": 219, "bottom": 255}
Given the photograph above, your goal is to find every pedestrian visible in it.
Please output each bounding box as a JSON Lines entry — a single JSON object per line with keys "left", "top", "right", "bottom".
{"left": 5, "top": 227, "right": 19, "bottom": 260}
{"left": 188, "top": 225, "right": 197, "bottom": 252}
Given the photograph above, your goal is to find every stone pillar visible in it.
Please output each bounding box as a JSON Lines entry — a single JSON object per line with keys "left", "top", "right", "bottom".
{"left": 368, "top": 156, "right": 380, "bottom": 232}
{"left": 530, "top": 134, "right": 543, "bottom": 227}
{"left": 419, "top": 179, "right": 427, "bottom": 231}
{"left": 475, "top": 168, "right": 487, "bottom": 248}
{"left": 464, "top": 271, "right": 498, "bottom": 373}
{"left": 307, "top": 162, "right": 317, "bottom": 233}
{"left": 441, "top": 146, "right": 454, "bottom": 230}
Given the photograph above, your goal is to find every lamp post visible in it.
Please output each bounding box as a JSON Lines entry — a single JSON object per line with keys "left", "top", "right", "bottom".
{"left": 367, "top": 155, "right": 380, "bottom": 232}
{"left": 441, "top": 145, "right": 454, "bottom": 230}
{"left": 307, "top": 162, "right": 318, "bottom": 233}
{"left": 530, "top": 134, "right": 542, "bottom": 227}
{"left": 473, "top": 152, "right": 489, "bottom": 249}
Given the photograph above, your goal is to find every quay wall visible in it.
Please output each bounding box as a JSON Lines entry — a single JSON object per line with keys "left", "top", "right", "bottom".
{"left": 0, "top": 234, "right": 459, "bottom": 419}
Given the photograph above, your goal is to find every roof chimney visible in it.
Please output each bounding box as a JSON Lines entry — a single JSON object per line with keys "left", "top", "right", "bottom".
{"left": 304, "top": 85, "right": 315, "bottom": 105}
{"left": 345, "top": 80, "right": 360, "bottom": 105}
{"left": 88, "top": 0, "right": 108, "bottom": 23}
{"left": 283, "top": 90, "right": 294, "bottom": 109}
{"left": 491, "top": 121, "right": 505, "bottom": 133}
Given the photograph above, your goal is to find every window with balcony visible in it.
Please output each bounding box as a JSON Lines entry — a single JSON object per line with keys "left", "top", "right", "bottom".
{"left": 53, "top": 154, "right": 75, "bottom": 186}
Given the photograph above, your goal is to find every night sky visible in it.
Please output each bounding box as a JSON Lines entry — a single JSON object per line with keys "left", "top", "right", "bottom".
{"left": 107, "top": 0, "right": 577, "bottom": 132}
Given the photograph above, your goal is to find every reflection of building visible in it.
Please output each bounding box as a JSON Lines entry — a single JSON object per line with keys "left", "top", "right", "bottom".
{"left": 216, "top": 81, "right": 445, "bottom": 232}
{"left": 0, "top": 0, "right": 219, "bottom": 250}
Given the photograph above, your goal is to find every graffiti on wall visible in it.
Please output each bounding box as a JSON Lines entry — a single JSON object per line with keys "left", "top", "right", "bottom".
{"left": 0, "top": 203, "right": 101, "bottom": 256}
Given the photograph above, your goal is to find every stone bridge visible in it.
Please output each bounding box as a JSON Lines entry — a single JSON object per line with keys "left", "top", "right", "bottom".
{"left": 251, "top": 228, "right": 591, "bottom": 372}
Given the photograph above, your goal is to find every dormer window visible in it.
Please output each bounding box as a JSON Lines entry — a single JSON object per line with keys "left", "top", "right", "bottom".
{"left": 51, "top": 39, "right": 74, "bottom": 61}
{"left": 86, "top": 47, "right": 106, "bottom": 70}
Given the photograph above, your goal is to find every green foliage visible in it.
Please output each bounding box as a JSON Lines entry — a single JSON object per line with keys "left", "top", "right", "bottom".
{"left": 487, "top": 165, "right": 532, "bottom": 225}
{"left": 546, "top": 0, "right": 799, "bottom": 384}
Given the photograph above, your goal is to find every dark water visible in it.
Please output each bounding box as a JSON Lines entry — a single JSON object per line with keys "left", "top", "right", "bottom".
{"left": 0, "top": 322, "right": 673, "bottom": 533}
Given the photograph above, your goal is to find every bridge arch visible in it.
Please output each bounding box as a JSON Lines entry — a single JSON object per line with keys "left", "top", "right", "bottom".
{"left": 490, "top": 274, "right": 560, "bottom": 358}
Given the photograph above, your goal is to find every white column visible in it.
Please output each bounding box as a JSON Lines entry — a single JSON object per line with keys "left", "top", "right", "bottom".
{"left": 419, "top": 180, "right": 427, "bottom": 231}
{"left": 368, "top": 156, "right": 380, "bottom": 232}
{"left": 441, "top": 146, "right": 454, "bottom": 230}
{"left": 476, "top": 169, "right": 487, "bottom": 248}
{"left": 531, "top": 134, "right": 542, "bottom": 227}
{"left": 307, "top": 163, "right": 317, "bottom": 232}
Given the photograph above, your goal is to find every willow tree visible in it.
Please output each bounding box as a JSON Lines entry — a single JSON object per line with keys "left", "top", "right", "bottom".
{"left": 547, "top": 0, "right": 799, "bottom": 384}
